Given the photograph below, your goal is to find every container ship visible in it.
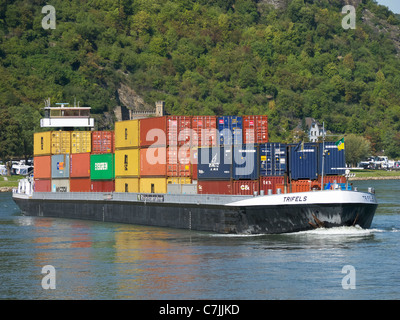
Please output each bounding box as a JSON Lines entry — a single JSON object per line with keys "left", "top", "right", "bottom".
{"left": 12, "top": 101, "right": 378, "bottom": 234}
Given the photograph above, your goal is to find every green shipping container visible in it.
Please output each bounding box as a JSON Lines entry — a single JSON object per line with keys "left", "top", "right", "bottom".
{"left": 90, "top": 154, "right": 115, "bottom": 180}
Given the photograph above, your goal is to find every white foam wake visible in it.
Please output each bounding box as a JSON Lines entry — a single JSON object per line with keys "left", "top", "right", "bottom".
{"left": 287, "top": 225, "right": 379, "bottom": 236}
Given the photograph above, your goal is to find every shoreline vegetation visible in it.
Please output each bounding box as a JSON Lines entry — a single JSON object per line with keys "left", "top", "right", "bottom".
{"left": 1, "top": 170, "right": 399, "bottom": 192}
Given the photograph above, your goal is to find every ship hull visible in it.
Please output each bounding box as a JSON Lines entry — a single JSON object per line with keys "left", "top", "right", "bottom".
{"left": 12, "top": 190, "right": 378, "bottom": 234}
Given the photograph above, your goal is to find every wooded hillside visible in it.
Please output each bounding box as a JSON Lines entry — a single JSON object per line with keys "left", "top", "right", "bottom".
{"left": 1, "top": 0, "right": 400, "bottom": 160}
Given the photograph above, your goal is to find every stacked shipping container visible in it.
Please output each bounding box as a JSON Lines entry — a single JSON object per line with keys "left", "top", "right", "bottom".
{"left": 115, "top": 120, "right": 140, "bottom": 193}
{"left": 139, "top": 117, "right": 167, "bottom": 193}
{"left": 33, "top": 130, "right": 118, "bottom": 193}
{"left": 32, "top": 113, "right": 346, "bottom": 196}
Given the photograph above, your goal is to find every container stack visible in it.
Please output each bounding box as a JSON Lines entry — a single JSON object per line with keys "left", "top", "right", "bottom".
{"left": 191, "top": 116, "right": 218, "bottom": 182}
{"left": 197, "top": 114, "right": 264, "bottom": 196}
{"left": 114, "top": 120, "right": 140, "bottom": 193}
{"left": 33, "top": 130, "right": 73, "bottom": 192}
{"left": 69, "top": 131, "right": 91, "bottom": 192}
{"left": 259, "top": 142, "right": 287, "bottom": 195}
{"left": 287, "top": 141, "right": 346, "bottom": 193}
{"left": 139, "top": 116, "right": 168, "bottom": 194}
{"left": 32, "top": 111, "right": 347, "bottom": 196}
{"left": 90, "top": 131, "right": 115, "bottom": 192}
{"left": 70, "top": 152, "right": 91, "bottom": 192}
{"left": 166, "top": 116, "right": 193, "bottom": 191}
{"left": 33, "top": 132, "right": 52, "bottom": 192}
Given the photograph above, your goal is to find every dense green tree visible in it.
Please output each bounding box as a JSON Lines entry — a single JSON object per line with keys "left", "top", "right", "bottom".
{"left": 345, "top": 134, "right": 371, "bottom": 167}
{"left": 0, "top": 0, "right": 399, "bottom": 161}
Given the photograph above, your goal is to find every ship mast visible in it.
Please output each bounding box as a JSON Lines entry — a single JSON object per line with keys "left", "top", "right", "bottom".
{"left": 321, "top": 122, "right": 325, "bottom": 191}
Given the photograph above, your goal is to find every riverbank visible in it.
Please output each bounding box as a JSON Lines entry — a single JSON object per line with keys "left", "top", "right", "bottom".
{"left": 349, "top": 169, "right": 400, "bottom": 181}
{"left": 349, "top": 176, "right": 400, "bottom": 181}
{"left": 0, "top": 187, "right": 14, "bottom": 192}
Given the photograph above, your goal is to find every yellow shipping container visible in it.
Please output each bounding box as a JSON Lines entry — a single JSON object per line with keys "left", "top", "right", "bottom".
{"left": 71, "top": 131, "right": 91, "bottom": 154}
{"left": 34, "top": 132, "right": 52, "bottom": 156}
{"left": 51, "top": 131, "right": 71, "bottom": 154}
{"left": 167, "top": 177, "right": 192, "bottom": 184}
{"left": 140, "top": 177, "right": 167, "bottom": 194}
{"left": 115, "top": 120, "right": 140, "bottom": 149}
{"left": 115, "top": 177, "right": 140, "bottom": 193}
{"left": 115, "top": 149, "right": 140, "bottom": 177}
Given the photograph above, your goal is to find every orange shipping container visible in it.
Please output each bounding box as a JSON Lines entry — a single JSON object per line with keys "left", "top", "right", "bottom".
{"left": 291, "top": 179, "right": 321, "bottom": 193}
{"left": 70, "top": 178, "right": 91, "bottom": 192}
{"left": 140, "top": 116, "right": 193, "bottom": 147}
{"left": 167, "top": 147, "right": 191, "bottom": 177}
{"left": 140, "top": 147, "right": 167, "bottom": 176}
{"left": 243, "top": 115, "right": 268, "bottom": 144}
{"left": 167, "top": 116, "right": 192, "bottom": 146}
{"left": 33, "top": 156, "right": 51, "bottom": 179}
{"left": 140, "top": 116, "right": 167, "bottom": 147}
{"left": 92, "top": 131, "right": 114, "bottom": 154}
{"left": 70, "top": 153, "right": 91, "bottom": 178}
{"left": 318, "top": 175, "right": 346, "bottom": 184}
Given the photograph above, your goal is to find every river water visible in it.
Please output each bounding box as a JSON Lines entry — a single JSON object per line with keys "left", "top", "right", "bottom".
{"left": 0, "top": 180, "right": 399, "bottom": 301}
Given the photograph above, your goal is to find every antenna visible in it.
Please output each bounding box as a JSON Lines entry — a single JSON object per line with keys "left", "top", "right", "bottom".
{"left": 321, "top": 122, "right": 325, "bottom": 191}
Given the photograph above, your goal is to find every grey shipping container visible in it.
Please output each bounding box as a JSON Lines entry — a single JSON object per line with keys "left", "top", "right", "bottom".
{"left": 167, "top": 184, "right": 198, "bottom": 194}
{"left": 51, "top": 154, "right": 70, "bottom": 178}
{"left": 289, "top": 143, "right": 318, "bottom": 180}
{"left": 51, "top": 178, "right": 70, "bottom": 192}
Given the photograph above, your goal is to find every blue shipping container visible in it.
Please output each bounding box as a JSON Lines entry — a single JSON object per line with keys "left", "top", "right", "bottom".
{"left": 51, "top": 154, "right": 70, "bottom": 179}
{"left": 260, "top": 143, "right": 287, "bottom": 176}
{"left": 232, "top": 144, "right": 259, "bottom": 180}
{"left": 289, "top": 143, "right": 318, "bottom": 180}
{"left": 218, "top": 116, "right": 242, "bottom": 145}
{"left": 319, "top": 142, "right": 345, "bottom": 175}
{"left": 197, "top": 146, "right": 232, "bottom": 180}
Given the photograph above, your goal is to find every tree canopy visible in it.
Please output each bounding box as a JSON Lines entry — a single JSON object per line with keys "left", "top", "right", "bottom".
{"left": 1, "top": 0, "right": 400, "bottom": 160}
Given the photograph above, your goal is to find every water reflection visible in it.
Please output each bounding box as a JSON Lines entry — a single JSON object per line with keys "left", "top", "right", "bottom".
{"left": 2, "top": 183, "right": 399, "bottom": 300}
{"left": 114, "top": 227, "right": 199, "bottom": 299}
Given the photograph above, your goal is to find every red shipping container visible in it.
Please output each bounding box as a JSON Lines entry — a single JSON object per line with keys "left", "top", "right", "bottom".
{"left": 167, "top": 147, "right": 191, "bottom": 177}
{"left": 259, "top": 176, "right": 285, "bottom": 194}
{"left": 197, "top": 180, "right": 232, "bottom": 195}
{"left": 91, "top": 180, "right": 115, "bottom": 192}
{"left": 140, "top": 147, "right": 167, "bottom": 176}
{"left": 91, "top": 131, "right": 114, "bottom": 154}
{"left": 34, "top": 178, "right": 51, "bottom": 192}
{"left": 70, "top": 178, "right": 91, "bottom": 192}
{"left": 140, "top": 116, "right": 193, "bottom": 147}
{"left": 243, "top": 115, "right": 268, "bottom": 144}
{"left": 191, "top": 116, "right": 217, "bottom": 147}
{"left": 70, "top": 153, "right": 90, "bottom": 178}
{"left": 233, "top": 180, "right": 259, "bottom": 195}
{"left": 140, "top": 116, "right": 167, "bottom": 147}
{"left": 34, "top": 156, "right": 51, "bottom": 179}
